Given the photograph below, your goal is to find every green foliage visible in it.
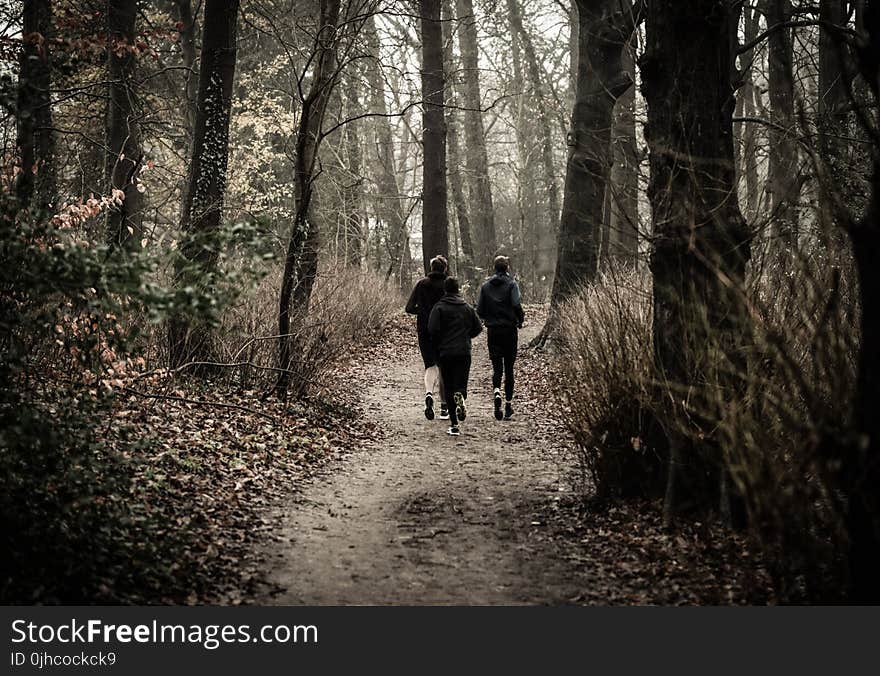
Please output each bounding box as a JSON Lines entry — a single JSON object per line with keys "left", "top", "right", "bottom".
{"left": 169, "top": 216, "right": 278, "bottom": 328}
{"left": 0, "top": 199, "right": 205, "bottom": 602}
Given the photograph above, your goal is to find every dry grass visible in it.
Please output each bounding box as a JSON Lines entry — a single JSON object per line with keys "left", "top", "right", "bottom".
{"left": 554, "top": 250, "right": 860, "bottom": 601}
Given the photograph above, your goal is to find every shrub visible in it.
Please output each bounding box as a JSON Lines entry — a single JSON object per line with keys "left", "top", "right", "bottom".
{"left": 554, "top": 250, "right": 859, "bottom": 602}
{"left": 0, "top": 199, "right": 183, "bottom": 602}
{"left": 555, "top": 266, "right": 666, "bottom": 499}
{"left": 165, "top": 264, "right": 403, "bottom": 398}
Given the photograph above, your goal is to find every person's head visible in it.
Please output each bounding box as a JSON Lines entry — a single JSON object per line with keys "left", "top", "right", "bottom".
{"left": 494, "top": 255, "right": 510, "bottom": 273}
{"left": 430, "top": 255, "right": 448, "bottom": 274}
{"left": 444, "top": 277, "right": 460, "bottom": 295}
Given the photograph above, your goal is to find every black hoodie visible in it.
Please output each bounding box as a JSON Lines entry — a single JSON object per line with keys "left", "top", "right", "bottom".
{"left": 405, "top": 271, "right": 447, "bottom": 335}
{"left": 476, "top": 271, "right": 525, "bottom": 328}
{"left": 427, "top": 294, "right": 483, "bottom": 358}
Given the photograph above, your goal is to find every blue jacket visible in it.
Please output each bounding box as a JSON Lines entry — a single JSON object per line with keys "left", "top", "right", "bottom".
{"left": 476, "top": 272, "right": 525, "bottom": 329}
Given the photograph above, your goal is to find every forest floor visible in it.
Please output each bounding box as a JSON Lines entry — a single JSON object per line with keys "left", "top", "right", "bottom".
{"left": 251, "top": 308, "right": 774, "bottom": 605}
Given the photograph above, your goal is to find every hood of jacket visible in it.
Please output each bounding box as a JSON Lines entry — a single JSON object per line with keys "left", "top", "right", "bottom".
{"left": 438, "top": 293, "right": 466, "bottom": 305}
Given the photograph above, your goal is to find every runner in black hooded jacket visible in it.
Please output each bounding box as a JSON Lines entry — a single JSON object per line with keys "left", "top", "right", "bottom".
{"left": 476, "top": 255, "right": 524, "bottom": 420}
{"left": 428, "top": 277, "right": 482, "bottom": 436}
{"left": 405, "top": 255, "right": 448, "bottom": 420}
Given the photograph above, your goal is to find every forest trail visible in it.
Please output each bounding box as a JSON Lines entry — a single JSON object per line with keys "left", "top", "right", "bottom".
{"left": 256, "top": 321, "right": 592, "bottom": 605}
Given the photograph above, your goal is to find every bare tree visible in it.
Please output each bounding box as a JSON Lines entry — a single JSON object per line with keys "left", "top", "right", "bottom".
{"left": 105, "top": 0, "right": 144, "bottom": 250}
{"left": 169, "top": 0, "right": 241, "bottom": 367}
{"left": 537, "top": 0, "right": 643, "bottom": 338}
{"left": 507, "top": 0, "right": 561, "bottom": 289}
{"left": 761, "top": 0, "right": 800, "bottom": 246}
{"left": 642, "top": 0, "right": 751, "bottom": 516}
{"left": 16, "top": 0, "right": 56, "bottom": 213}
{"left": 342, "top": 68, "right": 364, "bottom": 267}
{"left": 276, "top": 0, "right": 343, "bottom": 396}
{"left": 364, "top": 15, "right": 410, "bottom": 289}
{"left": 827, "top": 0, "right": 880, "bottom": 604}
{"left": 173, "top": 0, "right": 200, "bottom": 148}
{"left": 455, "top": 0, "right": 496, "bottom": 271}
{"left": 442, "top": 0, "right": 476, "bottom": 282}
{"left": 604, "top": 31, "right": 639, "bottom": 266}
{"left": 420, "top": 0, "right": 449, "bottom": 271}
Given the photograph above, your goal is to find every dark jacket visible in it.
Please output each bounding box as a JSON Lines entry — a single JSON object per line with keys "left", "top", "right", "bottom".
{"left": 405, "top": 271, "right": 447, "bottom": 335}
{"left": 427, "top": 294, "right": 483, "bottom": 358}
{"left": 476, "top": 272, "right": 525, "bottom": 329}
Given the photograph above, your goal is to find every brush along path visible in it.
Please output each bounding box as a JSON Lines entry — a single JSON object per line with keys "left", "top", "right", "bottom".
{"left": 255, "top": 310, "right": 772, "bottom": 605}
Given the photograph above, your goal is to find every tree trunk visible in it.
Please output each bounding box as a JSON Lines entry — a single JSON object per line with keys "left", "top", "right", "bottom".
{"left": 818, "top": 0, "right": 853, "bottom": 241}
{"left": 442, "top": 0, "right": 476, "bottom": 281}
{"left": 174, "top": 0, "right": 199, "bottom": 144}
{"left": 420, "top": 0, "right": 449, "bottom": 272}
{"left": 547, "top": 0, "right": 642, "bottom": 303}
{"left": 364, "top": 15, "right": 409, "bottom": 292}
{"left": 737, "top": 6, "right": 760, "bottom": 222}
{"left": 509, "top": 10, "right": 540, "bottom": 295}
{"left": 842, "top": 3, "right": 880, "bottom": 604}
{"left": 641, "top": 0, "right": 751, "bottom": 516}
{"left": 342, "top": 71, "right": 364, "bottom": 267}
{"left": 168, "top": 0, "right": 240, "bottom": 367}
{"left": 455, "top": 0, "right": 496, "bottom": 272}
{"left": 848, "top": 182, "right": 880, "bottom": 603}
{"left": 16, "top": 0, "right": 56, "bottom": 214}
{"left": 606, "top": 31, "right": 639, "bottom": 266}
{"left": 275, "top": 0, "right": 341, "bottom": 396}
{"left": 105, "top": 0, "right": 144, "bottom": 250}
{"left": 506, "top": 0, "right": 561, "bottom": 289}
{"left": 569, "top": 1, "right": 578, "bottom": 109}
{"left": 761, "top": 0, "right": 799, "bottom": 246}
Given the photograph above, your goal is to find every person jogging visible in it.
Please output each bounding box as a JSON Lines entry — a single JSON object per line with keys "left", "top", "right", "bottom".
{"left": 405, "top": 255, "right": 449, "bottom": 420}
{"left": 476, "top": 255, "right": 525, "bottom": 420}
{"left": 427, "top": 277, "right": 483, "bottom": 436}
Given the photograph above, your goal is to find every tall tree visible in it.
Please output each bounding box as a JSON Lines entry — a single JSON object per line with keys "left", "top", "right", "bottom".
{"left": 105, "top": 0, "right": 144, "bottom": 250}
{"left": 364, "top": 16, "right": 409, "bottom": 290}
{"left": 455, "top": 0, "right": 496, "bottom": 271}
{"left": 420, "top": 0, "right": 449, "bottom": 271}
{"left": 509, "top": 6, "right": 540, "bottom": 291}
{"left": 442, "top": 0, "right": 476, "bottom": 281}
{"left": 16, "top": 0, "right": 56, "bottom": 213}
{"left": 168, "top": 0, "right": 240, "bottom": 367}
{"left": 835, "top": 0, "right": 880, "bottom": 604}
{"left": 817, "top": 0, "right": 853, "bottom": 240}
{"left": 173, "top": 0, "right": 199, "bottom": 147}
{"left": 546, "top": 0, "right": 643, "bottom": 305}
{"left": 342, "top": 69, "right": 364, "bottom": 267}
{"left": 642, "top": 0, "right": 751, "bottom": 515}
{"left": 276, "top": 0, "right": 342, "bottom": 396}
{"left": 734, "top": 6, "right": 760, "bottom": 221}
{"left": 506, "top": 0, "right": 561, "bottom": 290}
{"left": 605, "top": 32, "right": 639, "bottom": 266}
{"left": 761, "top": 0, "right": 800, "bottom": 246}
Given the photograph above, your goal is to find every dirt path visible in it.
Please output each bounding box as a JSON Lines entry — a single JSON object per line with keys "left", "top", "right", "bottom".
{"left": 256, "top": 322, "right": 593, "bottom": 604}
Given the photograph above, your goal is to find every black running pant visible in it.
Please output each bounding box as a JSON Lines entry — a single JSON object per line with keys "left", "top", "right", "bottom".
{"left": 487, "top": 327, "right": 518, "bottom": 401}
{"left": 438, "top": 354, "right": 471, "bottom": 427}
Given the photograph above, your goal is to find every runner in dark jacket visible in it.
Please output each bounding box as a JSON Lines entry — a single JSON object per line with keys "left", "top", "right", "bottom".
{"left": 428, "top": 277, "right": 483, "bottom": 436}
{"left": 476, "top": 255, "right": 525, "bottom": 420}
{"left": 405, "top": 255, "right": 448, "bottom": 420}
